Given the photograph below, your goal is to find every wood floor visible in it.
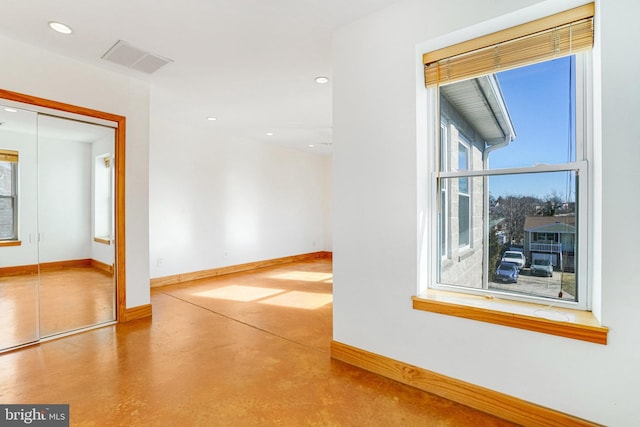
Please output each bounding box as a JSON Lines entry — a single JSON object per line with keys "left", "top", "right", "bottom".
{"left": 0, "top": 266, "right": 115, "bottom": 350}
{"left": 0, "top": 258, "right": 515, "bottom": 426}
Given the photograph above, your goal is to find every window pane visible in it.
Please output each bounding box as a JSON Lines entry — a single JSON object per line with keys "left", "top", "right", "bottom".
{"left": 437, "top": 170, "right": 578, "bottom": 302}
{"left": 439, "top": 187, "right": 447, "bottom": 257}
{"left": 0, "top": 161, "right": 12, "bottom": 196}
{"left": 458, "top": 143, "right": 468, "bottom": 170}
{"left": 458, "top": 193, "right": 470, "bottom": 247}
{"left": 0, "top": 197, "right": 14, "bottom": 239}
{"left": 439, "top": 56, "right": 576, "bottom": 170}
{"left": 0, "top": 161, "right": 15, "bottom": 239}
{"left": 459, "top": 177, "right": 468, "bottom": 194}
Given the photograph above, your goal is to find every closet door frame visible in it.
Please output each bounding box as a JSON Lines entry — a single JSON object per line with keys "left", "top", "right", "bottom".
{"left": 0, "top": 88, "right": 127, "bottom": 322}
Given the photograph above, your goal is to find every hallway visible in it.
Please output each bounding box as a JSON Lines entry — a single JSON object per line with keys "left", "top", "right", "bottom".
{"left": 0, "top": 258, "right": 514, "bottom": 426}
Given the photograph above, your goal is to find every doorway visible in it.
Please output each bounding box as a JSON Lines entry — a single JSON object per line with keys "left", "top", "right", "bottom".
{"left": 0, "top": 89, "right": 126, "bottom": 352}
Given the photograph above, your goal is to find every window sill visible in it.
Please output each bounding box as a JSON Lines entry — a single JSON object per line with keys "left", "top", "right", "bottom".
{"left": 93, "top": 237, "right": 112, "bottom": 245}
{"left": 0, "top": 240, "right": 21, "bottom": 247}
{"left": 412, "top": 289, "right": 608, "bottom": 345}
{"left": 457, "top": 247, "right": 474, "bottom": 261}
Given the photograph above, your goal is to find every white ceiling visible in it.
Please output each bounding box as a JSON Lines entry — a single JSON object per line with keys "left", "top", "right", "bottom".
{"left": 0, "top": 0, "right": 402, "bottom": 155}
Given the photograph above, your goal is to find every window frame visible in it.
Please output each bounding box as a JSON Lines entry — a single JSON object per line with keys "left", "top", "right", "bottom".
{"left": 428, "top": 52, "right": 592, "bottom": 311}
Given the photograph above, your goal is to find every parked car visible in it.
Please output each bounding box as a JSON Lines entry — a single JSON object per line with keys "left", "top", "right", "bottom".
{"left": 530, "top": 258, "right": 553, "bottom": 277}
{"left": 494, "top": 262, "right": 519, "bottom": 283}
{"left": 501, "top": 250, "right": 526, "bottom": 270}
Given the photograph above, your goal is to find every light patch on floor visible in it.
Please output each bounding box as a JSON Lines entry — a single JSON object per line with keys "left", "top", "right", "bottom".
{"left": 259, "top": 291, "right": 333, "bottom": 310}
{"left": 269, "top": 271, "right": 333, "bottom": 282}
{"left": 192, "top": 285, "right": 284, "bottom": 302}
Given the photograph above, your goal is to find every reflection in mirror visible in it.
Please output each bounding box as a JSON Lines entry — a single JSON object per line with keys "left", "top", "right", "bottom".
{"left": 0, "top": 104, "right": 117, "bottom": 352}
{"left": 37, "top": 115, "right": 116, "bottom": 337}
{"left": 0, "top": 105, "right": 39, "bottom": 350}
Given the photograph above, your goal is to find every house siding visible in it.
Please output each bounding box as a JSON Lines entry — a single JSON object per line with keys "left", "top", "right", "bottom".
{"left": 439, "top": 96, "right": 485, "bottom": 289}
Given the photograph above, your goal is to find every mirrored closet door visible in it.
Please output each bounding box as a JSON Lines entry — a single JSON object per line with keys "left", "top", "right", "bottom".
{"left": 0, "top": 104, "right": 117, "bottom": 351}
{"left": 0, "top": 106, "right": 39, "bottom": 350}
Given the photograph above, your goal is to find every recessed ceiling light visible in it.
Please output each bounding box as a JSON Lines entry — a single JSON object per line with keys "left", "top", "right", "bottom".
{"left": 207, "top": 117, "right": 217, "bottom": 121}
{"left": 308, "top": 144, "right": 315, "bottom": 148}
{"left": 48, "top": 21, "right": 73, "bottom": 35}
{"left": 314, "top": 76, "right": 329, "bottom": 84}
{"left": 266, "top": 132, "right": 274, "bottom": 136}
{"left": 3, "top": 108, "right": 18, "bottom": 113}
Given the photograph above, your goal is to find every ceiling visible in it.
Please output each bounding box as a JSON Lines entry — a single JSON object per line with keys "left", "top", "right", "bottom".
{"left": 0, "top": 0, "right": 402, "bottom": 155}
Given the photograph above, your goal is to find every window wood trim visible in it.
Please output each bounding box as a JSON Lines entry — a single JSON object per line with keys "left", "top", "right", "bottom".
{"left": 413, "top": 290, "right": 608, "bottom": 345}
{"left": 0, "top": 149, "right": 19, "bottom": 162}
{"left": 93, "top": 236, "right": 111, "bottom": 245}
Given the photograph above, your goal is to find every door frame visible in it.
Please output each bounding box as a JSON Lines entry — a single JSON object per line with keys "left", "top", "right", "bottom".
{"left": 0, "top": 88, "right": 127, "bottom": 322}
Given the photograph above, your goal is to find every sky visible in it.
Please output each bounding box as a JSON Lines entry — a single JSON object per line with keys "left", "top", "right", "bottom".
{"left": 486, "top": 56, "right": 577, "bottom": 201}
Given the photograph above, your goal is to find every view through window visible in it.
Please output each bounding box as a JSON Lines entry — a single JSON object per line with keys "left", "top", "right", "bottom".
{"left": 436, "top": 54, "right": 588, "bottom": 305}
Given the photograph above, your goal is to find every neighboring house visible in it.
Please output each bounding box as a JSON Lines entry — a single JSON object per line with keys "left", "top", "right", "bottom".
{"left": 523, "top": 215, "right": 576, "bottom": 271}
{"left": 439, "top": 75, "right": 515, "bottom": 288}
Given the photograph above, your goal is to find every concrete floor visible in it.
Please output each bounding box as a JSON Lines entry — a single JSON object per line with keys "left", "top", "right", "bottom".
{"left": 0, "top": 258, "right": 516, "bottom": 426}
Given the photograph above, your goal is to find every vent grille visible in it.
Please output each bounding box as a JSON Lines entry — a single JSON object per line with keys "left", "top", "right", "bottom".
{"left": 102, "top": 40, "right": 172, "bottom": 74}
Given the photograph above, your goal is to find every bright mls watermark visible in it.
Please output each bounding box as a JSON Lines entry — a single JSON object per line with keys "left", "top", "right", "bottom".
{"left": 0, "top": 405, "right": 68, "bottom": 426}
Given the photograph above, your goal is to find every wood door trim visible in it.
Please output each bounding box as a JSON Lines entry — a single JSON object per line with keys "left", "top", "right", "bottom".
{"left": 0, "top": 88, "right": 129, "bottom": 323}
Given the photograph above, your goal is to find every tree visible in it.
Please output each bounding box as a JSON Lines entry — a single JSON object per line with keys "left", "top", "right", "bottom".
{"left": 541, "top": 191, "right": 563, "bottom": 216}
{"left": 490, "top": 194, "right": 540, "bottom": 244}
{"left": 488, "top": 225, "right": 501, "bottom": 271}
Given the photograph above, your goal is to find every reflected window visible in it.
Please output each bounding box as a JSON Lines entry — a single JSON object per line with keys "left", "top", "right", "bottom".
{"left": 94, "top": 153, "right": 113, "bottom": 244}
{"left": 0, "top": 149, "right": 18, "bottom": 240}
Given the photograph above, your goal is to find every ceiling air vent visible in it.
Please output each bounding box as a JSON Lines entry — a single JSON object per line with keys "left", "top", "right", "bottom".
{"left": 102, "top": 40, "right": 172, "bottom": 74}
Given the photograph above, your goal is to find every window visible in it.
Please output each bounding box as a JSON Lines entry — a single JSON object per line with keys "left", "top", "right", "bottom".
{"left": 457, "top": 140, "right": 470, "bottom": 249}
{"left": 425, "top": 4, "right": 594, "bottom": 310}
{"left": 439, "top": 123, "right": 448, "bottom": 259}
{"left": 94, "top": 153, "right": 113, "bottom": 244}
{"left": 0, "top": 149, "right": 18, "bottom": 241}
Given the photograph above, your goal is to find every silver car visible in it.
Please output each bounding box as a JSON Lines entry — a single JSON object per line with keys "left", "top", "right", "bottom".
{"left": 531, "top": 259, "right": 553, "bottom": 277}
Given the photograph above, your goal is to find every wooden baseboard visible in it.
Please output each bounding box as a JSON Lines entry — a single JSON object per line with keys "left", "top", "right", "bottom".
{"left": 330, "top": 341, "right": 599, "bottom": 427}
{"left": 90, "top": 259, "right": 114, "bottom": 274}
{"left": 0, "top": 258, "right": 115, "bottom": 275}
{"left": 40, "top": 259, "right": 92, "bottom": 270}
{"left": 0, "top": 258, "right": 113, "bottom": 276}
{"left": 150, "top": 251, "right": 332, "bottom": 288}
{"left": 0, "top": 263, "right": 39, "bottom": 276}
{"left": 120, "top": 304, "right": 152, "bottom": 322}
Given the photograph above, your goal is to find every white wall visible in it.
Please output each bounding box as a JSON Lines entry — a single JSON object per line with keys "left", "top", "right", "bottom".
{"left": 0, "top": 34, "right": 150, "bottom": 308}
{"left": 0, "top": 132, "right": 92, "bottom": 266}
{"left": 332, "top": 0, "right": 640, "bottom": 424}
{"left": 37, "top": 137, "right": 91, "bottom": 263}
{"left": 148, "top": 114, "right": 332, "bottom": 278}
